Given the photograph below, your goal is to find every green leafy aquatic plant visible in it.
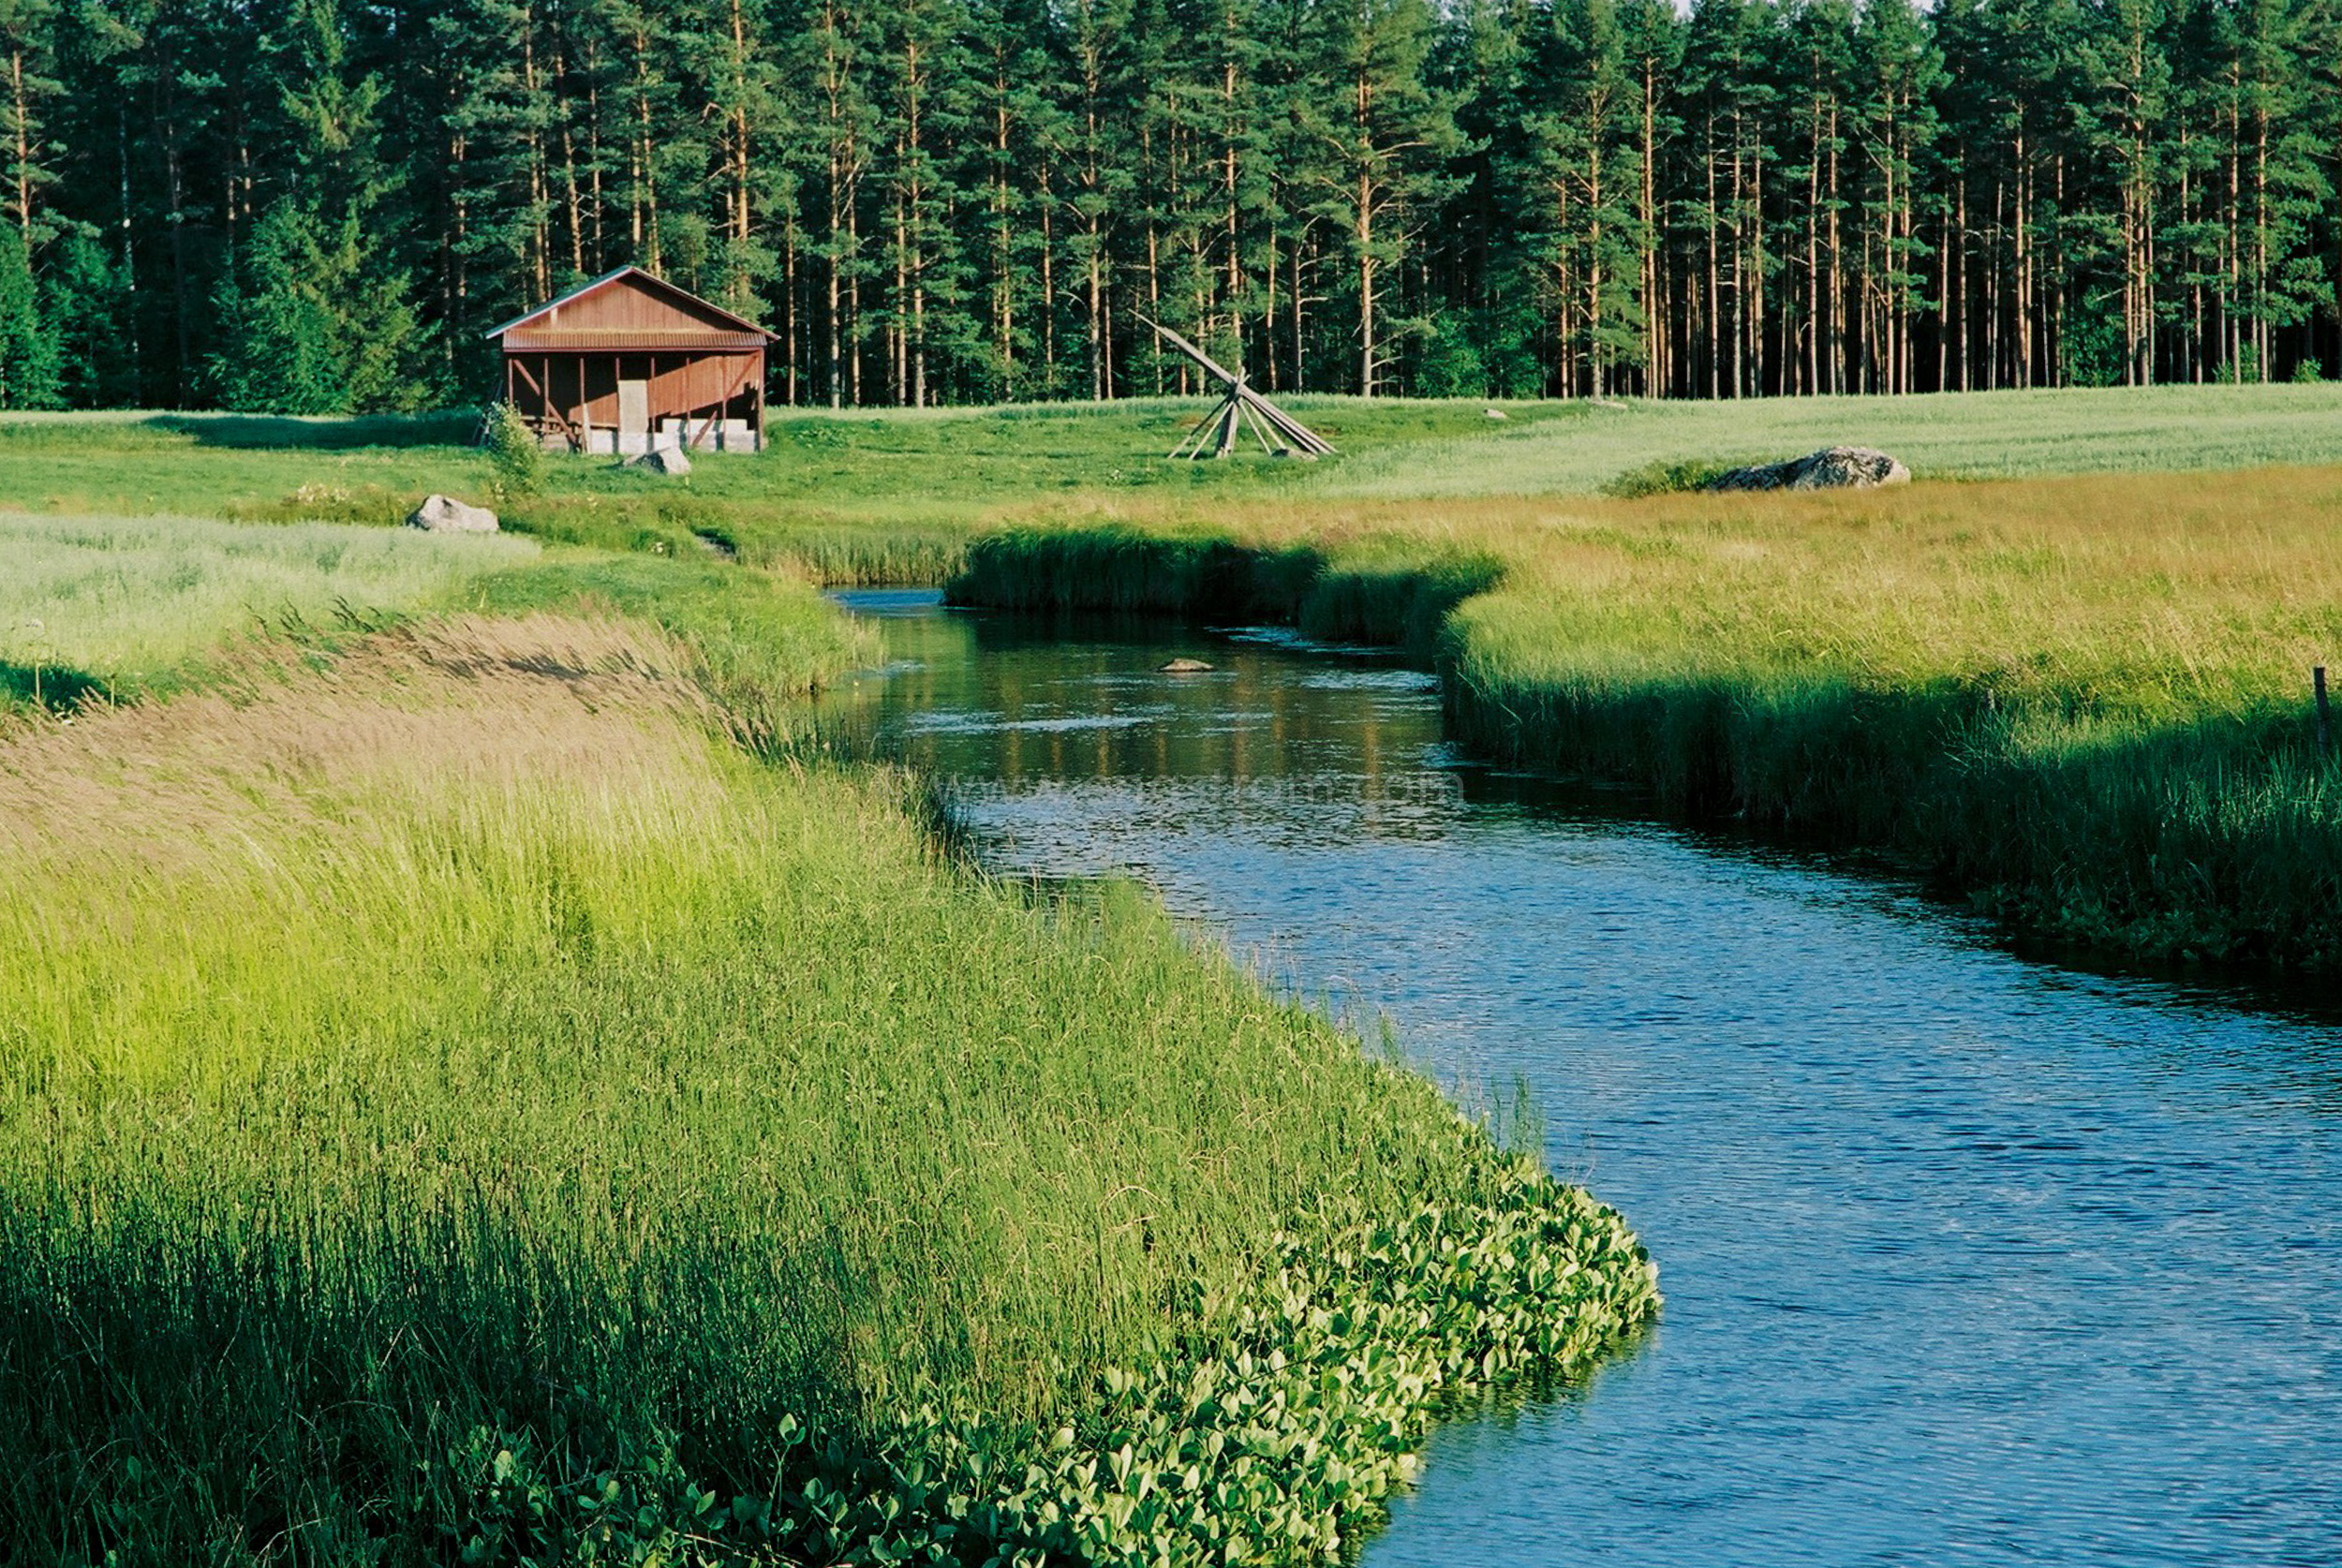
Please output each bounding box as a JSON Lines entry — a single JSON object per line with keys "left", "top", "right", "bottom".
{"left": 436, "top": 1165, "right": 1655, "bottom": 1568}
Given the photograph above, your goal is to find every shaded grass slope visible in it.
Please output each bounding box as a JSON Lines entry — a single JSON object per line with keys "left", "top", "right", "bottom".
{"left": 946, "top": 523, "right": 1503, "bottom": 657}
{"left": 0, "top": 612, "right": 1656, "bottom": 1566}
{"left": 950, "top": 468, "right": 2342, "bottom": 968}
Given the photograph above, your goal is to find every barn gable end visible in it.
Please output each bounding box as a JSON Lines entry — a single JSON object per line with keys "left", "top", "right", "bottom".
{"left": 489, "top": 268, "right": 771, "bottom": 352}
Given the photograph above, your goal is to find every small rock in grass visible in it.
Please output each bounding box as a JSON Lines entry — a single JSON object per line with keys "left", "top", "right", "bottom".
{"left": 1160, "top": 658, "right": 1214, "bottom": 673}
{"left": 1705, "top": 446, "right": 1910, "bottom": 492}
{"left": 406, "top": 494, "right": 499, "bottom": 533}
{"left": 630, "top": 444, "right": 693, "bottom": 476}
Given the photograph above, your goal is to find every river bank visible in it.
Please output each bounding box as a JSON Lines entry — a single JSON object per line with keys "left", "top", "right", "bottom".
{"left": 13, "top": 403, "right": 2342, "bottom": 976}
{"left": 947, "top": 467, "right": 2342, "bottom": 970}
{"left": 0, "top": 519, "right": 1656, "bottom": 1565}
{"left": 823, "top": 592, "right": 2342, "bottom": 1567}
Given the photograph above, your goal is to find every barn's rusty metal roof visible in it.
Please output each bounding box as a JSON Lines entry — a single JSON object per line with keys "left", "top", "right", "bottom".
{"left": 483, "top": 265, "right": 773, "bottom": 343}
{"left": 498, "top": 330, "right": 770, "bottom": 351}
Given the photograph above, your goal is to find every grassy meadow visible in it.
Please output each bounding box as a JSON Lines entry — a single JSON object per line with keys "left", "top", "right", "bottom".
{"left": 0, "top": 444, "right": 1658, "bottom": 1563}
{"left": 0, "top": 399, "right": 1565, "bottom": 581}
{"left": 0, "top": 510, "right": 537, "bottom": 706}
{"left": 1319, "top": 381, "right": 2342, "bottom": 498}
{"left": 8, "top": 382, "right": 2342, "bottom": 580}
{"left": 7, "top": 376, "right": 2339, "bottom": 1556}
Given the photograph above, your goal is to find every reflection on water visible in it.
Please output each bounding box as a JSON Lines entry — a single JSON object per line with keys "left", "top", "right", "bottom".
{"left": 819, "top": 590, "right": 2342, "bottom": 1568}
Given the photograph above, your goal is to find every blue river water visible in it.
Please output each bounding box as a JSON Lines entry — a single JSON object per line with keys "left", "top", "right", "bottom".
{"left": 821, "top": 590, "right": 2342, "bottom": 1568}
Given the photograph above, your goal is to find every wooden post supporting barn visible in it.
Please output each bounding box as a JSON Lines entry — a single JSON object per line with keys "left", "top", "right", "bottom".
{"left": 484, "top": 267, "right": 776, "bottom": 454}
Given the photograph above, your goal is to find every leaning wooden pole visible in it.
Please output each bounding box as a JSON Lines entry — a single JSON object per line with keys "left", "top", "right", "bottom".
{"left": 1140, "top": 315, "right": 1332, "bottom": 460}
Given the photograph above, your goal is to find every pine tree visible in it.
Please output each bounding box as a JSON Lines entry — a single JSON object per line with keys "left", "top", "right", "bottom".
{"left": 2072, "top": 0, "right": 2172, "bottom": 384}
{"left": 209, "top": 0, "right": 422, "bottom": 411}
{"left": 1679, "top": 0, "right": 1778, "bottom": 396}
{"left": 1053, "top": 0, "right": 1138, "bottom": 396}
{"left": 43, "top": 230, "right": 134, "bottom": 406}
{"left": 13, "top": 0, "right": 2342, "bottom": 406}
{"left": 0, "top": 0, "right": 59, "bottom": 254}
{"left": 1298, "top": 0, "right": 1462, "bottom": 393}
{"left": 1851, "top": 0, "right": 1940, "bottom": 392}
{"left": 870, "top": 0, "right": 969, "bottom": 405}
{"left": 0, "top": 228, "right": 58, "bottom": 405}
{"left": 1505, "top": 0, "right": 1649, "bottom": 397}
{"left": 694, "top": 0, "right": 784, "bottom": 317}
{"left": 795, "top": 0, "right": 877, "bottom": 404}
{"left": 2229, "top": 0, "right": 2331, "bottom": 377}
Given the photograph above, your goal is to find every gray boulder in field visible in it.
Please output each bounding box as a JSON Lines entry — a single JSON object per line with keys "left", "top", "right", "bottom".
{"left": 1706, "top": 446, "right": 1911, "bottom": 493}
{"left": 406, "top": 494, "right": 500, "bottom": 532}
{"left": 630, "top": 444, "right": 693, "bottom": 476}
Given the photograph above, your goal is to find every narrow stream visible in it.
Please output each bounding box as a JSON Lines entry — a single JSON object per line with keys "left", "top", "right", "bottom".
{"left": 818, "top": 590, "right": 2342, "bottom": 1568}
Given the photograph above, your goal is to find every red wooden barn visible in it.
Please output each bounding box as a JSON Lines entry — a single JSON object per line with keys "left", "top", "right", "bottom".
{"left": 486, "top": 267, "right": 772, "bottom": 454}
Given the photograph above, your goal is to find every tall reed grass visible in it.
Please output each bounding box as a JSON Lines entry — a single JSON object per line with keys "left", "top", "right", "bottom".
{"left": 952, "top": 466, "right": 2342, "bottom": 966}
{"left": 0, "top": 509, "right": 877, "bottom": 728}
{"left": 948, "top": 523, "right": 1502, "bottom": 657}
{"left": 0, "top": 613, "right": 1654, "bottom": 1564}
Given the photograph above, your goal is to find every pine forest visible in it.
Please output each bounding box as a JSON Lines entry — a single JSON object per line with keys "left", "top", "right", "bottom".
{"left": 3, "top": 0, "right": 2341, "bottom": 411}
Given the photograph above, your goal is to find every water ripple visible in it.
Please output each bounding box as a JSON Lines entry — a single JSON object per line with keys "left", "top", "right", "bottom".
{"left": 823, "top": 591, "right": 2342, "bottom": 1568}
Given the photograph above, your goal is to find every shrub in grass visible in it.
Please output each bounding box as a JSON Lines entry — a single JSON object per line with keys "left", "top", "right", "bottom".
{"left": 224, "top": 481, "right": 424, "bottom": 526}
{"left": 1601, "top": 455, "right": 1735, "bottom": 498}
{"left": 485, "top": 399, "right": 544, "bottom": 496}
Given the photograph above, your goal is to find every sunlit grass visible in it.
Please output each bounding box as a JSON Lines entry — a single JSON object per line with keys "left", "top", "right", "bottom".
{"left": 0, "top": 510, "right": 881, "bottom": 725}
{"left": 1321, "top": 382, "right": 2342, "bottom": 497}
{"left": 0, "top": 409, "right": 1666, "bottom": 1562}
{"left": 0, "top": 510, "right": 535, "bottom": 694}
{"left": 0, "top": 613, "right": 1609, "bottom": 1562}
{"left": 18, "top": 385, "right": 2342, "bottom": 585}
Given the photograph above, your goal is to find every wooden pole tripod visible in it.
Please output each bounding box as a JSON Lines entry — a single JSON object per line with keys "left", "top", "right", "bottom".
{"left": 1141, "top": 317, "right": 1335, "bottom": 461}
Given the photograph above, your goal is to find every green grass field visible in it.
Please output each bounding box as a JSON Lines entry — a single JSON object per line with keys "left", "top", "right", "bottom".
{"left": 0, "top": 451, "right": 1657, "bottom": 1565}
{"left": 0, "top": 510, "right": 537, "bottom": 705}
{"left": 8, "top": 383, "right": 2341, "bottom": 570}
{"left": 12, "top": 388, "right": 2342, "bottom": 967}
{"left": 9, "top": 379, "right": 2340, "bottom": 1560}
{"left": 1319, "top": 382, "right": 2342, "bottom": 497}
{"left": 0, "top": 510, "right": 885, "bottom": 730}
